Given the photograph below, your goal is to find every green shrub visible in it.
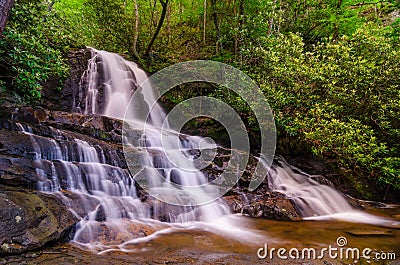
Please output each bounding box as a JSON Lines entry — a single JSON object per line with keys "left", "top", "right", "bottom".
{"left": 226, "top": 24, "right": 400, "bottom": 190}
{"left": 0, "top": 0, "right": 71, "bottom": 100}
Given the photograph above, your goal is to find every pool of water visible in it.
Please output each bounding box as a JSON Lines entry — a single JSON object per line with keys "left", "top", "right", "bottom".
{"left": 2, "top": 206, "right": 399, "bottom": 265}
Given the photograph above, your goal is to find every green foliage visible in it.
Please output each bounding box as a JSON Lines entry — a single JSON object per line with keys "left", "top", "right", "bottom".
{"left": 389, "top": 18, "right": 400, "bottom": 42}
{"left": 280, "top": 0, "right": 365, "bottom": 45}
{"left": 235, "top": 23, "right": 400, "bottom": 189}
{"left": 80, "top": 0, "right": 136, "bottom": 54}
{"left": 0, "top": 0, "right": 71, "bottom": 100}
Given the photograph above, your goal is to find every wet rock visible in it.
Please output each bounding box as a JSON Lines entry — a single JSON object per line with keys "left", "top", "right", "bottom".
{"left": 201, "top": 147, "right": 260, "bottom": 188}
{"left": 41, "top": 48, "right": 92, "bottom": 112}
{"left": 223, "top": 192, "right": 301, "bottom": 221}
{"left": 144, "top": 195, "right": 198, "bottom": 222}
{"left": 0, "top": 155, "right": 38, "bottom": 187}
{"left": 33, "top": 108, "right": 47, "bottom": 123}
{"left": 0, "top": 116, "right": 129, "bottom": 164}
{"left": 10, "top": 107, "right": 36, "bottom": 124}
{"left": 346, "top": 196, "right": 389, "bottom": 210}
{"left": 0, "top": 186, "right": 78, "bottom": 255}
{"left": 0, "top": 107, "right": 144, "bottom": 145}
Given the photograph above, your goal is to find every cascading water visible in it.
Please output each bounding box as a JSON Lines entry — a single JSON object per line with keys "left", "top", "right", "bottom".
{"left": 268, "top": 157, "right": 353, "bottom": 217}
{"left": 18, "top": 48, "right": 256, "bottom": 252}
{"left": 17, "top": 48, "right": 398, "bottom": 253}
{"left": 267, "top": 157, "right": 399, "bottom": 226}
{"left": 76, "top": 48, "right": 398, "bottom": 229}
{"left": 77, "top": 49, "right": 232, "bottom": 222}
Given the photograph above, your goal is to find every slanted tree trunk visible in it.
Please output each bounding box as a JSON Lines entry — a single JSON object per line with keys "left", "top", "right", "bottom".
{"left": 0, "top": 0, "right": 15, "bottom": 38}
{"left": 150, "top": 0, "right": 157, "bottom": 29}
{"left": 268, "top": 0, "right": 276, "bottom": 36}
{"left": 145, "top": 0, "right": 168, "bottom": 57}
{"left": 332, "top": 0, "right": 343, "bottom": 42}
{"left": 166, "top": 1, "right": 171, "bottom": 44}
{"left": 47, "top": 0, "right": 55, "bottom": 11}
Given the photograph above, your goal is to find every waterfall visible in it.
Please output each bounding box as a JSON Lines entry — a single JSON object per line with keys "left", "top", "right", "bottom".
{"left": 77, "top": 48, "right": 396, "bottom": 227}
{"left": 29, "top": 47, "right": 255, "bottom": 252}
{"left": 77, "top": 48, "right": 231, "bottom": 220}
{"left": 268, "top": 157, "right": 353, "bottom": 217}
{"left": 16, "top": 48, "right": 397, "bottom": 252}
{"left": 267, "top": 157, "right": 398, "bottom": 226}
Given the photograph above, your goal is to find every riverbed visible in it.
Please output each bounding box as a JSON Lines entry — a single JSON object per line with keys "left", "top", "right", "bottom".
{"left": 2, "top": 206, "right": 399, "bottom": 265}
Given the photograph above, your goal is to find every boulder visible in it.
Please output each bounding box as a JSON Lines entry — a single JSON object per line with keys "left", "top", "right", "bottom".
{"left": 223, "top": 192, "right": 301, "bottom": 221}
{"left": 0, "top": 186, "right": 77, "bottom": 254}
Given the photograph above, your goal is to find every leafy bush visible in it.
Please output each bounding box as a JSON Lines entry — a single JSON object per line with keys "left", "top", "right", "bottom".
{"left": 0, "top": 0, "right": 71, "bottom": 100}
{"left": 239, "top": 24, "right": 400, "bottom": 190}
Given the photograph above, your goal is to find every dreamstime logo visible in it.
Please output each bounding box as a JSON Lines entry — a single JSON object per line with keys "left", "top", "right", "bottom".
{"left": 122, "top": 60, "right": 276, "bottom": 206}
{"left": 257, "top": 236, "right": 397, "bottom": 261}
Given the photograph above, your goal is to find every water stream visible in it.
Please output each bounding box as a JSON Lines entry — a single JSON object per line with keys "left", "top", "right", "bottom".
{"left": 268, "top": 157, "right": 399, "bottom": 226}
{"left": 16, "top": 48, "right": 399, "bottom": 254}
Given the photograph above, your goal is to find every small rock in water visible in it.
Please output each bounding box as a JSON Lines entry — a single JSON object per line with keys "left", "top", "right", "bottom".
{"left": 194, "top": 236, "right": 213, "bottom": 247}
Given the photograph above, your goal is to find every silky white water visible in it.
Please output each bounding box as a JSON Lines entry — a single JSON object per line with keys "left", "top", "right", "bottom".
{"left": 61, "top": 48, "right": 260, "bottom": 251}
{"left": 268, "top": 157, "right": 399, "bottom": 227}
{"left": 16, "top": 48, "right": 398, "bottom": 252}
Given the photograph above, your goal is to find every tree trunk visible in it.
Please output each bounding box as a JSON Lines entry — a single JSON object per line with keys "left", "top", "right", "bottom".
{"left": 166, "top": 1, "right": 171, "bottom": 44}
{"left": 150, "top": 0, "right": 157, "bottom": 29}
{"left": 211, "top": 0, "right": 221, "bottom": 54}
{"left": 146, "top": 0, "right": 168, "bottom": 57}
{"left": 333, "top": 0, "right": 343, "bottom": 42}
{"left": 47, "top": 0, "right": 55, "bottom": 12}
{"left": 237, "top": 0, "right": 244, "bottom": 66}
{"left": 0, "top": 0, "right": 15, "bottom": 38}
{"left": 132, "top": 0, "right": 140, "bottom": 59}
{"left": 203, "top": 0, "right": 207, "bottom": 44}
{"left": 268, "top": 0, "right": 276, "bottom": 36}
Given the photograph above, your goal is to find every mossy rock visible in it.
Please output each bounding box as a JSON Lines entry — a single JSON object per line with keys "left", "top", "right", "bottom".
{"left": 0, "top": 186, "right": 78, "bottom": 255}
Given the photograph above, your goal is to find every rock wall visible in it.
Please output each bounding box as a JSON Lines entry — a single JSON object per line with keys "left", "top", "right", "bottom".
{"left": 41, "top": 48, "right": 92, "bottom": 112}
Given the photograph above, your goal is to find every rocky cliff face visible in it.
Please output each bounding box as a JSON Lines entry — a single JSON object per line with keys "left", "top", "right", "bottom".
{"left": 0, "top": 48, "right": 301, "bottom": 255}
{"left": 40, "top": 48, "right": 93, "bottom": 112}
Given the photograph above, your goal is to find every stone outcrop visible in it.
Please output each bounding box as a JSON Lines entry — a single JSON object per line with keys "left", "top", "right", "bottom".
{"left": 0, "top": 186, "right": 77, "bottom": 254}
{"left": 41, "top": 48, "right": 92, "bottom": 112}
